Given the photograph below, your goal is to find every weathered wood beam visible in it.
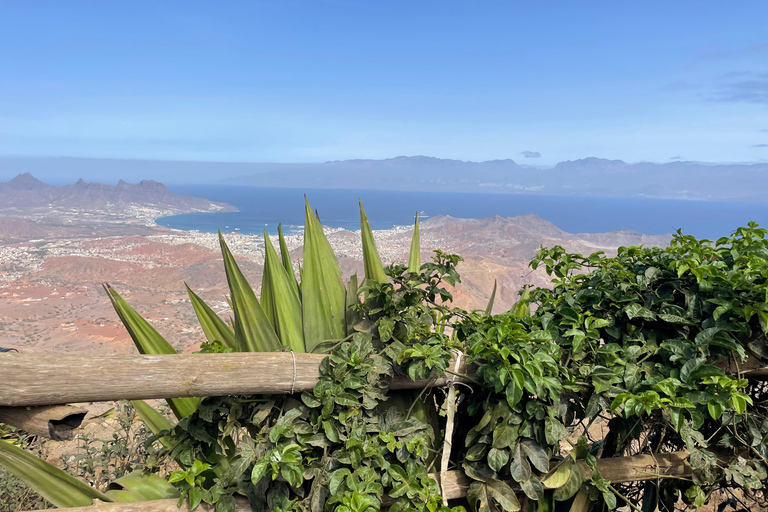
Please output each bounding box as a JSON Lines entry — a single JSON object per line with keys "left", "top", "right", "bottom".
{"left": 23, "top": 451, "right": 695, "bottom": 512}
{"left": 0, "top": 352, "right": 471, "bottom": 407}
{"left": 0, "top": 405, "right": 87, "bottom": 440}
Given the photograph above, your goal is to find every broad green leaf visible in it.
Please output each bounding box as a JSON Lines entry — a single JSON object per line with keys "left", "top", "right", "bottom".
{"left": 278, "top": 223, "right": 301, "bottom": 298}
{"left": 0, "top": 440, "right": 111, "bottom": 507}
{"left": 542, "top": 459, "right": 572, "bottom": 489}
{"left": 185, "top": 284, "right": 236, "bottom": 349}
{"left": 486, "top": 478, "right": 521, "bottom": 511}
{"left": 488, "top": 448, "right": 509, "bottom": 472}
{"left": 359, "top": 200, "right": 388, "bottom": 285}
{"left": 408, "top": 214, "right": 421, "bottom": 273}
{"left": 263, "top": 230, "right": 305, "bottom": 352}
{"left": 520, "top": 438, "right": 550, "bottom": 472}
{"left": 485, "top": 280, "right": 497, "bottom": 315}
{"left": 104, "top": 285, "right": 199, "bottom": 419}
{"left": 131, "top": 400, "right": 175, "bottom": 449}
{"left": 219, "top": 231, "right": 281, "bottom": 353}
{"left": 106, "top": 471, "right": 180, "bottom": 500}
{"left": 492, "top": 425, "right": 517, "bottom": 449}
{"left": 302, "top": 197, "right": 347, "bottom": 351}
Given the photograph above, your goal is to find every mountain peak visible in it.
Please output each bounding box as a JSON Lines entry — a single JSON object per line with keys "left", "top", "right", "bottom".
{"left": 7, "top": 172, "right": 47, "bottom": 190}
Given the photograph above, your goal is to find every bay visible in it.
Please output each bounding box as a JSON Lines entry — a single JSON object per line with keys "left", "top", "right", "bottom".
{"left": 158, "top": 185, "right": 768, "bottom": 240}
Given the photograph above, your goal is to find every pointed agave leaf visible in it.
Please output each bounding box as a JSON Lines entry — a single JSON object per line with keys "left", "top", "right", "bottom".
{"left": 485, "top": 280, "right": 497, "bottom": 315}
{"left": 302, "top": 197, "right": 347, "bottom": 351}
{"left": 218, "top": 231, "right": 281, "bottom": 353}
{"left": 278, "top": 223, "right": 301, "bottom": 298}
{"left": 510, "top": 285, "right": 532, "bottom": 318}
{"left": 105, "top": 285, "right": 176, "bottom": 355}
{"left": 185, "top": 284, "right": 236, "bottom": 349}
{"left": 263, "top": 230, "right": 305, "bottom": 352}
{"left": 104, "top": 285, "right": 198, "bottom": 419}
{"left": 408, "top": 213, "right": 421, "bottom": 273}
{"left": 359, "top": 200, "right": 388, "bottom": 285}
{"left": 131, "top": 400, "right": 175, "bottom": 449}
{"left": 106, "top": 471, "right": 180, "bottom": 501}
{"left": 260, "top": 241, "right": 277, "bottom": 331}
{"left": 0, "top": 440, "right": 111, "bottom": 507}
{"left": 345, "top": 273, "right": 361, "bottom": 337}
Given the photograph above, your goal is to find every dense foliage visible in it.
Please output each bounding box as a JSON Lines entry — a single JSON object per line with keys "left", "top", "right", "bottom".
{"left": 155, "top": 223, "right": 768, "bottom": 512}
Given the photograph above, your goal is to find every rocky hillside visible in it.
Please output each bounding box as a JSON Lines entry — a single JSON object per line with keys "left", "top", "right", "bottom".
{"left": 0, "top": 173, "right": 235, "bottom": 212}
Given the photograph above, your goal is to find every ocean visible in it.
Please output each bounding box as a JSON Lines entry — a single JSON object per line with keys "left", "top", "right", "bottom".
{"left": 158, "top": 185, "right": 768, "bottom": 240}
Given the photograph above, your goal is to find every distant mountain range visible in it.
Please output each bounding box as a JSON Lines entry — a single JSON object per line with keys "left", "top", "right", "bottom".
{"left": 226, "top": 156, "right": 768, "bottom": 202}
{"left": 0, "top": 173, "right": 235, "bottom": 212}
{"left": 1, "top": 155, "right": 766, "bottom": 203}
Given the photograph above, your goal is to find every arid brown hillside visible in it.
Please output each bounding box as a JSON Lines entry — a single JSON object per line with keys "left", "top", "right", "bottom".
{"left": 0, "top": 214, "right": 670, "bottom": 355}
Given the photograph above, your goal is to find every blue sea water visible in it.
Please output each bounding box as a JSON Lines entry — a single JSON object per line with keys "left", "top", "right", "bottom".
{"left": 158, "top": 185, "right": 768, "bottom": 240}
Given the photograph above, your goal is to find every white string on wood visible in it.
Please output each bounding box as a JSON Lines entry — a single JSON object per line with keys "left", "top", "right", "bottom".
{"left": 290, "top": 350, "right": 297, "bottom": 395}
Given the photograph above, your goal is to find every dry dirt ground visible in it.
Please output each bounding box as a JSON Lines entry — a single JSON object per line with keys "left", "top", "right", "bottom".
{"left": 0, "top": 214, "right": 669, "bottom": 355}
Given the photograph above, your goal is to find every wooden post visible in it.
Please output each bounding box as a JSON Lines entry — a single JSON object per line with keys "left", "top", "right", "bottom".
{"left": 0, "top": 405, "right": 87, "bottom": 440}
{"left": 0, "top": 352, "right": 471, "bottom": 407}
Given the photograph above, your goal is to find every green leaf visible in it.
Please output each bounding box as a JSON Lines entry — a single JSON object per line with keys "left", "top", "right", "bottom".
{"left": 485, "top": 280, "right": 497, "bottom": 315}
{"left": 486, "top": 478, "right": 521, "bottom": 511}
{"left": 542, "top": 460, "right": 572, "bottom": 489}
{"left": 263, "top": 230, "right": 305, "bottom": 352}
{"left": 219, "top": 231, "right": 282, "bottom": 353}
{"left": 509, "top": 285, "right": 532, "bottom": 319}
{"left": 488, "top": 448, "right": 510, "bottom": 472}
{"left": 519, "top": 476, "right": 544, "bottom": 501}
{"left": 359, "top": 200, "right": 388, "bottom": 285}
{"left": 302, "top": 197, "right": 347, "bottom": 351}
{"left": 251, "top": 458, "right": 270, "bottom": 484}
{"left": 189, "top": 487, "right": 203, "bottom": 510}
{"left": 510, "top": 443, "right": 531, "bottom": 482}
{"left": 131, "top": 400, "right": 175, "bottom": 449}
{"left": 345, "top": 273, "right": 361, "bottom": 338}
{"left": 553, "top": 462, "right": 584, "bottom": 501}
{"left": 104, "top": 285, "right": 199, "bottom": 419}
{"left": 0, "top": 440, "right": 111, "bottom": 507}
{"left": 520, "top": 438, "right": 550, "bottom": 473}
{"left": 278, "top": 222, "right": 301, "bottom": 298}
{"left": 408, "top": 214, "right": 421, "bottom": 274}
{"left": 492, "top": 425, "right": 517, "bottom": 449}
{"left": 106, "top": 471, "right": 180, "bottom": 500}
{"left": 185, "top": 284, "right": 236, "bottom": 349}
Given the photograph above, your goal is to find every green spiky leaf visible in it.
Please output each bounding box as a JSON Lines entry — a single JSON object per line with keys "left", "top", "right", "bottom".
{"left": 104, "top": 285, "right": 199, "bottom": 419}
{"left": 278, "top": 223, "right": 301, "bottom": 298}
{"left": 218, "top": 231, "right": 281, "bottom": 353}
{"left": 510, "top": 285, "right": 531, "bottom": 318}
{"left": 345, "top": 273, "right": 361, "bottom": 337}
{"left": 0, "top": 440, "right": 111, "bottom": 507}
{"left": 185, "top": 284, "right": 236, "bottom": 349}
{"left": 263, "top": 230, "right": 305, "bottom": 352}
{"left": 359, "top": 200, "right": 388, "bottom": 285}
{"left": 485, "top": 280, "right": 497, "bottom": 315}
{"left": 301, "top": 197, "right": 347, "bottom": 351}
{"left": 106, "top": 471, "right": 180, "bottom": 501}
{"left": 408, "top": 213, "right": 421, "bottom": 273}
{"left": 131, "top": 400, "right": 175, "bottom": 449}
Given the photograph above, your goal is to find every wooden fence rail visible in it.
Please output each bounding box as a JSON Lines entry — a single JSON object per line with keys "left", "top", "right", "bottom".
{"left": 0, "top": 352, "right": 471, "bottom": 407}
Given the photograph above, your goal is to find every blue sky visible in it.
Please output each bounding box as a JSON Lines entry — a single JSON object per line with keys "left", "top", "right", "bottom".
{"left": 1, "top": 1, "right": 767, "bottom": 165}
